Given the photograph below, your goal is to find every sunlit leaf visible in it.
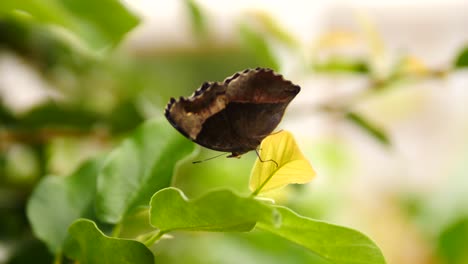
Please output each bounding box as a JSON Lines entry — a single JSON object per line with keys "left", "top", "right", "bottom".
{"left": 150, "top": 188, "right": 279, "bottom": 233}
{"left": 27, "top": 159, "right": 102, "bottom": 253}
{"left": 258, "top": 206, "right": 387, "bottom": 264}
{"left": 249, "top": 131, "right": 315, "bottom": 195}
{"left": 96, "top": 119, "right": 196, "bottom": 223}
{"left": 67, "top": 219, "right": 153, "bottom": 264}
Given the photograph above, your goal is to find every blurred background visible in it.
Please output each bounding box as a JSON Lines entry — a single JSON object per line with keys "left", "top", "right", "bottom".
{"left": 1, "top": 0, "right": 468, "bottom": 263}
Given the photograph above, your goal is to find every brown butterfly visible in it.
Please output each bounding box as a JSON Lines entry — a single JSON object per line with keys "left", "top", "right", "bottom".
{"left": 165, "top": 68, "right": 300, "bottom": 158}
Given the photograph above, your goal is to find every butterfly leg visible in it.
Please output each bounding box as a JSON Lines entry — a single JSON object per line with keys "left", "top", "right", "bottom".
{"left": 254, "top": 149, "right": 278, "bottom": 167}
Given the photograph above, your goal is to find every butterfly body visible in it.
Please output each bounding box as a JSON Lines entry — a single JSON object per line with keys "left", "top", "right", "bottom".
{"left": 164, "top": 68, "right": 300, "bottom": 157}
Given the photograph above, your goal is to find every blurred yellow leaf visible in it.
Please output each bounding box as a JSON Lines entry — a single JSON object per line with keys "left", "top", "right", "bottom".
{"left": 316, "top": 30, "right": 358, "bottom": 49}
{"left": 400, "top": 55, "right": 429, "bottom": 76}
{"left": 249, "top": 131, "right": 316, "bottom": 195}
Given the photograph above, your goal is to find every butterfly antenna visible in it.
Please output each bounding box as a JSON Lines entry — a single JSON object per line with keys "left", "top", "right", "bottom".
{"left": 254, "top": 149, "right": 278, "bottom": 167}
{"left": 192, "top": 153, "right": 228, "bottom": 164}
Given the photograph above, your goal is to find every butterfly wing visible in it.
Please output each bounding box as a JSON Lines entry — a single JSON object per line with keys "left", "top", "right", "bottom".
{"left": 165, "top": 68, "right": 300, "bottom": 156}
{"left": 225, "top": 68, "right": 300, "bottom": 142}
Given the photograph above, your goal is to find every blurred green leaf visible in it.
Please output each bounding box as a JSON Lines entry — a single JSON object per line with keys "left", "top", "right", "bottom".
{"left": 150, "top": 188, "right": 279, "bottom": 232}
{"left": 454, "top": 46, "right": 468, "bottom": 68}
{"left": 9, "top": 97, "right": 143, "bottom": 134}
{"left": 6, "top": 238, "right": 53, "bottom": 264}
{"left": 313, "top": 58, "right": 369, "bottom": 74}
{"left": 437, "top": 218, "right": 468, "bottom": 264}
{"left": 258, "top": 206, "right": 386, "bottom": 264}
{"left": 4, "top": 144, "right": 40, "bottom": 185}
{"left": 239, "top": 24, "right": 279, "bottom": 71}
{"left": 0, "top": 17, "right": 94, "bottom": 72}
{"left": 0, "top": 102, "right": 15, "bottom": 123}
{"left": 13, "top": 102, "right": 100, "bottom": 129}
{"left": 26, "top": 158, "right": 102, "bottom": 253}
{"left": 247, "top": 11, "right": 298, "bottom": 49}
{"left": 96, "top": 119, "right": 196, "bottom": 223}
{"left": 0, "top": 0, "right": 139, "bottom": 52}
{"left": 346, "top": 112, "right": 390, "bottom": 146}
{"left": 106, "top": 100, "right": 145, "bottom": 133}
{"left": 67, "top": 219, "right": 153, "bottom": 264}
{"left": 184, "top": 0, "right": 206, "bottom": 38}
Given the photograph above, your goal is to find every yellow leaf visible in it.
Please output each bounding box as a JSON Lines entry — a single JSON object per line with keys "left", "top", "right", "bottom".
{"left": 249, "top": 131, "right": 316, "bottom": 195}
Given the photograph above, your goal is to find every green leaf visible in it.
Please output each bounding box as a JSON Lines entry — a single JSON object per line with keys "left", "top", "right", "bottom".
{"left": 313, "top": 58, "right": 370, "bottom": 74}
{"left": 6, "top": 239, "right": 54, "bottom": 264}
{"left": 0, "top": 0, "right": 139, "bottom": 52}
{"left": 246, "top": 11, "right": 299, "bottom": 49}
{"left": 454, "top": 46, "right": 468, "bottom": 68}
{"left": 67, "top": 219, "right": 153, "bottom": 264}
{"left": 437, "top": 218, "right": 468, "bottom": 264}
{"left": 150, "top": 188, "right": 279, "bottom": 232}
{"left": 26, "top": 159, "right": 102, "bottom": 253}
{"left": 258, "top": 206, "right": 386, "bottom": 264}
{"left": 239, "top": 24, "right": 279, "bottom": 70}
{"left": 96, "top": 119, "right": 196, "bottom": 223}
{"left": 345, "top": 112, "right": 390, "bottom": 146}
{"left": 184, "top": 0, "right": 206, "bottom": 38}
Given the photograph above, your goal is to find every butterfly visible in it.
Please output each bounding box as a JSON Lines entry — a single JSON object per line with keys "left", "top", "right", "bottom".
{"left": 164, "top": 68, "right": 300, "bottom": 158}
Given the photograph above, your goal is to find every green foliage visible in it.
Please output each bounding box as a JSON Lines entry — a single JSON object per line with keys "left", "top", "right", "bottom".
{"left": 346, "top": 112, "right": 390, "bottom": 146}
{"left": 67, "top": 219, "right": 154, "bottom": 264}
{"left": 2, "top": 1, "right": 392, "bottom": 263}
{"left": 27, "top": 159, "right": 102, "bottom": 253}
{"left": 258, "top": 206, "right": 386, "bottom": 264}
{"left": 149, "top": 188, "right": 386, "bottom": 263}
{"left": 0, "top": 0, "right": 139, "bottom": 52}
{"left": 239, "top": 24, "right": 279, "bottom": 71}
{"left": 6, "top": 239, "right": 54, "bottom": 264}
{"left": 245, "top": 11, "right": 299, "bottom": 49}
{"left": 454, "top": 46, "right": 468, "bottom": 68}
{"left": 96, "top": 119, "right": 196, "bottom": 223}
{"left": 0, "top": 17, "right": 91, "bottom": 71}
{"left": 437, "top": 218, "right": 468, "bottom": 264}
{"left": 150, "top": 188, "right": 278, "bottom": 232}
{"left": 14, "top": 102, "right": 102, "bottom": 130}
{"left": 184, "top": 0, "right": 207, "bottom": 39}
{"left": 26, "top": 118, "right": 386, "bottom": 263}
{"left": 313, "top": 58, "right": 370, "bottom": 74}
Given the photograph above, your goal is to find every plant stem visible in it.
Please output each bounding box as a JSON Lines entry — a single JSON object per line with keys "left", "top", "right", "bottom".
{"left": 111, "top": 222, "right": 122, "bottom": 237}
{"left": 143, "top": 231, "right": 165, "bottom": 247}
{"left": 53, "top": 252, "right": 62, "bottom": 264}
{"left": 251, "top": 170, "right": 277, "bottom": 197}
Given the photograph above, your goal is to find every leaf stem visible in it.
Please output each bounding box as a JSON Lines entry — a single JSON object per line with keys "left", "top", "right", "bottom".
{"left": 143, "top": 231, "right": 165, "bottom": 247}
{"left": 53, "top": 252, "right": 62, "bottom": 264}
{"left": 251, "top": 170, "right": 277, "bottom": 197}
{"left": 111, "top": 222, "right": 122, "bottom": 237}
